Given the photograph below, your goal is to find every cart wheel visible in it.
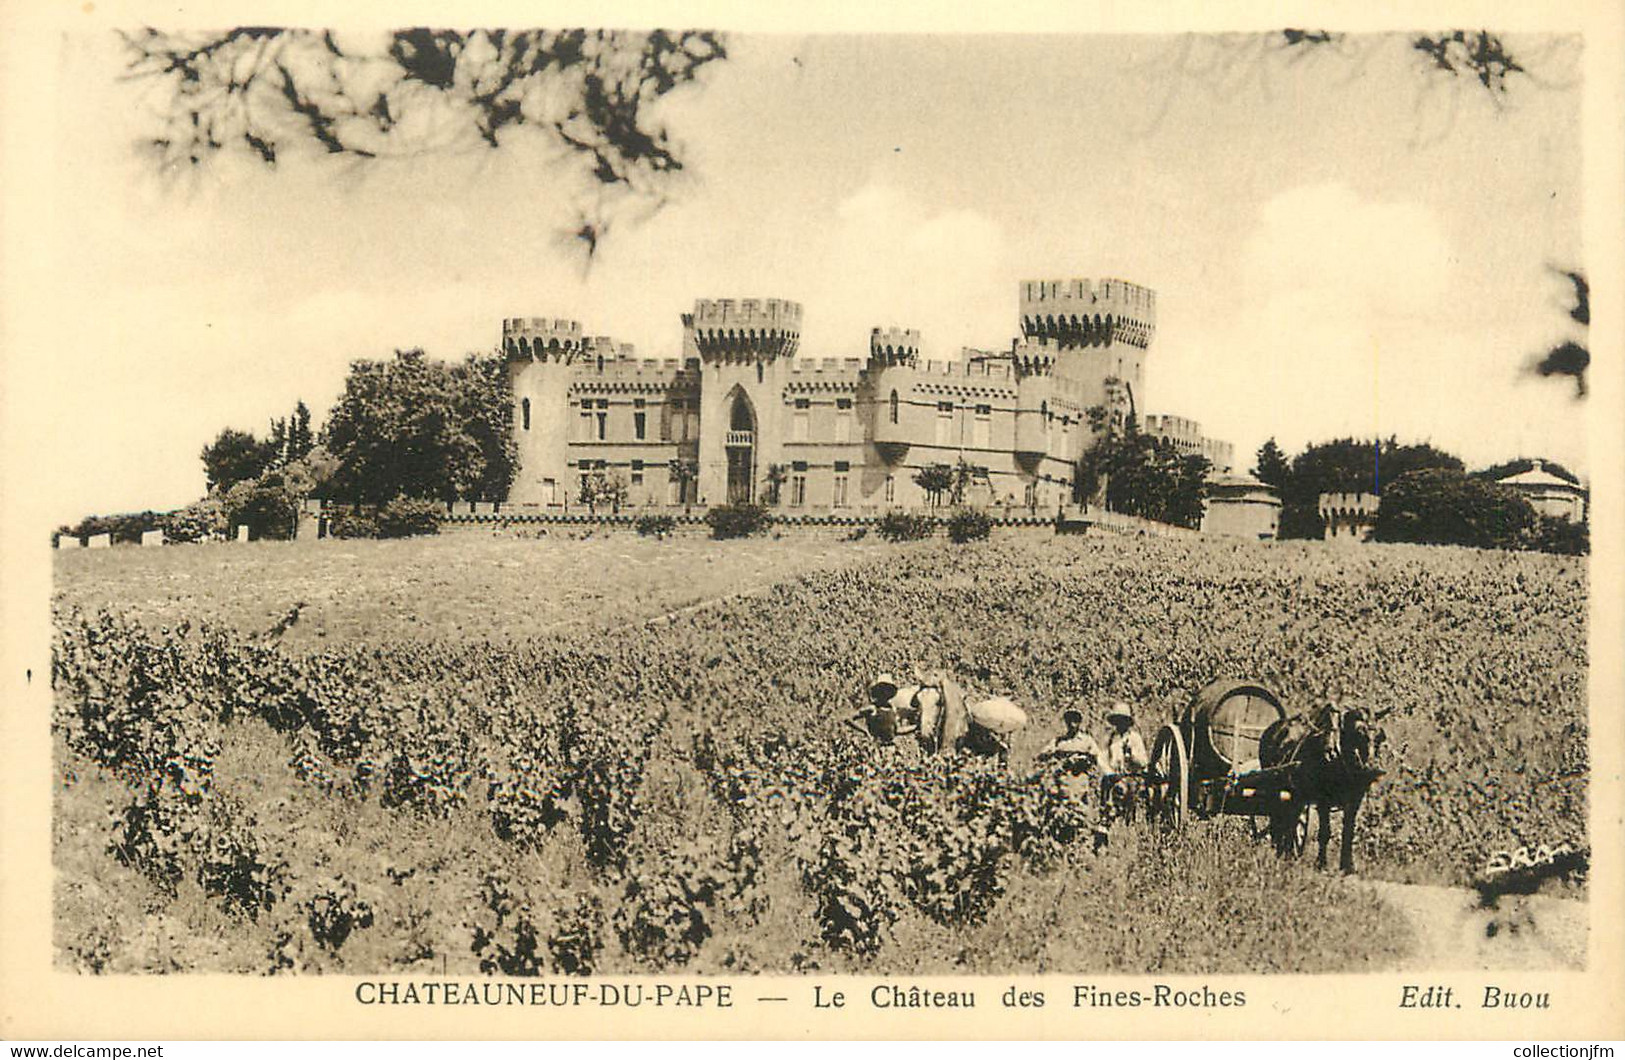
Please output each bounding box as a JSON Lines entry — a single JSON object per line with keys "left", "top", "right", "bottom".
{"left": 1271, "top": 802, "right": 1313, "bottom": 857}
{"left": 1291, "top": 805, "right": 1314, "bottom": 857}
{"left": 1150, "top": 724, "right": 1187, "bottom": 831}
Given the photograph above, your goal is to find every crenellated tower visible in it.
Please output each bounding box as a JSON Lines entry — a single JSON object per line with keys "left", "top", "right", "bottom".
{"left": 683, "top": 298, "right": 803, "bottom": 506}
{"left": 505, "top": 317, "right": 585, "bottom": 505}
{"left": 683, "top": 298, "right": 802, "bottom": 363}
{"left": 868, "top": 326, "right": 920, "bottom": 368}
{"left": 866, "top": 327, "right": 921, "bottom": 452}
{"left": 1018, "top": 278, "right": 1156, "bottom": 350}
{"left": 1019, "top": 278, "right": 1155, "bottom": 443}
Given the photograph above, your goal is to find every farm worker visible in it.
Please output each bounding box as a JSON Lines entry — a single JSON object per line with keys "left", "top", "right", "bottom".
{"left": 1102, "top": 702, "right": 1149, "bottom": 774}
{"left": 1097, "top": 701, "right": 1150, "bottom": 827}
{"left": 1040, "top": 708, "right": 1104, "bottom": 772}
{"left": 853, "top": 673, "right": 923, "bottom": 746}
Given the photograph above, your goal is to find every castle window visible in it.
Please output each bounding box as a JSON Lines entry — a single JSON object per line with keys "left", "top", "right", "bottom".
{"left": 596, "top": 413, "right": 607, "bottom": 440}
{"left": 790, "top": 462, "right": 808, "bottom": 507}
{"left": 794, "top": 398, "right": 809, "bottom": 443}
{"left": 631, "top": 459, "right": 644, "bottom": 486}
{"left": 757, "top": 363, "right": 764, "bottom": 384}
{"left": 889, "top": 390, "right": 899, "bottom": 424}
{"left": 522, "top": 397, "right": 531, "bottom": 431}
{"left": 935, "top": 401, "right": 954, "bottom": 447}
{"left": 579, "top": 409, "right": 592, "bottom": 440}
{"left": 835, "top": 402, "right": 852, "bottom": 444}
{"left": 634, "top": 398, "right": 645, "bottom": 408}
{"left": 634, "top": 412, "right": 646, "bottom": 440}
{"left": 885, "top": 475, "right": 895, "bottom": 503}
{"left": 973, "top": 404, "right": 991, "bottom": 449}
{"left": 579, "top": 459, "right": 592, "bottom": 471}
{"left": 833, "top": 472, "right": 848, "bottom": 509}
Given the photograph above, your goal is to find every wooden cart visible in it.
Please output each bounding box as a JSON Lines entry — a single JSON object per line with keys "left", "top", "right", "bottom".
{"left": 1146, "top": 678, "right": 1305, "bottom": 845}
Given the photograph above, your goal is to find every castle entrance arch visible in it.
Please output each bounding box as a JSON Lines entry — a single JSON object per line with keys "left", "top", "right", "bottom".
{"left": 725, "top": 389, "right": 756, "bottom": 504}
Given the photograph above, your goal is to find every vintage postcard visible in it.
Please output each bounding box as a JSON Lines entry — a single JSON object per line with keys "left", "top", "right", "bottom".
{"left": 1, "top": 0, "right": 1621, "bottom": 1042}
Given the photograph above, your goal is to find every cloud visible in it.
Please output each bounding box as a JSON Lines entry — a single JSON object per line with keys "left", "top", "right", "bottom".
{"left": 1152, "top": 182, "right": 1500, "bottom": 470}
{"left": 1240, "top": 182, "right": 1453, "bottom": 321}
{"left": 812, "top": 180, "right": 1007, "bottom": 358}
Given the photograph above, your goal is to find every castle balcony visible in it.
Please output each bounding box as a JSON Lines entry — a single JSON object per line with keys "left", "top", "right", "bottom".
{"left": 725, "top": 430, "right": 755, "bottom": 449}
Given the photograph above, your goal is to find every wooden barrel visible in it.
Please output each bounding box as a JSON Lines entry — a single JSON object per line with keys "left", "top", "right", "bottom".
{"left": 1185, "top": 678, "right": 1286, "bottom": 776}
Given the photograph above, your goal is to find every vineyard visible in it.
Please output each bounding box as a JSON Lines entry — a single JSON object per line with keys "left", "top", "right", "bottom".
{"left": 51, "top": 532, "right": 1587, "bottom": 974}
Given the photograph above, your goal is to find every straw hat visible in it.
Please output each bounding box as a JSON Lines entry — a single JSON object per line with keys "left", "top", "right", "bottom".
{"left": 1105, "top": 701, "right": 1134, "bottom": 724}
{"left": 870, "top": 673, "right": 900, "bottom": 702}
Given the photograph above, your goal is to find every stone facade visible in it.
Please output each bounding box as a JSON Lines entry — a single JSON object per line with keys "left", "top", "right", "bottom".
{"left": 505, "top": 280, "right": 1231, "bottom": 514}
{"left": 1319, "top": 492, "right": 1379, "bottom": 542}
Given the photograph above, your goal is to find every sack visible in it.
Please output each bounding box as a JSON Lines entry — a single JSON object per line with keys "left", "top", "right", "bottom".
{"left": 968, "top": 696, "right": 1027, "bottom": 735}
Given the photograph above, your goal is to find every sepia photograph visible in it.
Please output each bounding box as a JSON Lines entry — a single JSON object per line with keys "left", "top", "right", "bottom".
{"left": 1, "top": 0, "right": 1621, "bottom": 1043}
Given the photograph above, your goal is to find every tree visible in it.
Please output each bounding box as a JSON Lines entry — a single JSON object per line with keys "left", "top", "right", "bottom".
{"left": 576, "top": 471, "right": 628, "bottom": 514}
{"left": 224, "top": 469, "right": 301, "bottom": 540}
{"left": 667, "top": 458, "right": 698, "bottom": 510}
{"left": 949, "top": 459, "right": 975, "bottom": 506}
{"left": 320, "top": 349, "right": 515, "bottom": 505}
{"left": 288, "top": 401, "right": 315, "bottom": 463}
{"left": 1373, "top": 467, "right": 1537, "bottom": 550}
{"left": 1076, "top": 416, "right": 1210, "bottom": 528}
{"left": 763, "top": 464, "right": 787, "bottom": 506}
{"left": 201, "top": 427, "right": 272, "bottom": 493}
{"left": 1165, "top": 451, "right": 1213, "bottom": 530}
{"left": 914, "top": 464, "right": 954, "bottom": 509}
{"left": 121, "top": 28, "right": 729, "bottom": 264}
{"left": 1273, "top": 437, "right": 1464, "bottom": 539}
{"left": 162, "top": 496, "right": 229, "bottom": 543}
{"left": 1253, "top": 438, "right": 1290, "bottom": 490}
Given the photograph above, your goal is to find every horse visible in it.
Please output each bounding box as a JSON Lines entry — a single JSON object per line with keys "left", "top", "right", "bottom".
{"left": 1258, "top": 704, "right": 1388, "bottom": 874}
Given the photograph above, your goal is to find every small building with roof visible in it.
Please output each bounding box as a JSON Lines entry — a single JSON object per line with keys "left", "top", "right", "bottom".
{"left": 1496, "top": 460, "right": 1587, "bottom": 522}
{"left": 1203, "top": 473, "right": 1281, "bottom": 539}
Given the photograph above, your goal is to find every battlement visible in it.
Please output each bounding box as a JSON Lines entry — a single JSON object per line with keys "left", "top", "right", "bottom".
{"left": 1011, "top": 338, "right": 1058, "bottom": 378}
{"left": 788, "top": 357, "right": 866, "bottom": 375}
{"left": 684, "top": 297, "right": 802, "bottom": 361}
{"left": 869, "top": 327, "right": 920, "bottom": 367}
{"left": 1019, "top": 278, "right": 1156, "bottom": 350}
{"left": 685, "top": 298, "right": 803, "bottom": 331}
{"left": 503, "top": 317, "right": 584, "bottom": 359}
{"left": 570, "top": 353, "right": 696, "bottom": 387}
{"left": 1144, "top": 413, "right": 1202, "bottom": 443}
{"left": 583, "top": 335, "right": 636, "bottom": 360}
{"left": 916, "top": 357, "right": 1017, "bottom": 384}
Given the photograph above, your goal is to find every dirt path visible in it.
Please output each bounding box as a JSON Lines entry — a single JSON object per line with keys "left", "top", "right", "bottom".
{"left": 1355, "top": 879, "right": 1587, "bottom": 971}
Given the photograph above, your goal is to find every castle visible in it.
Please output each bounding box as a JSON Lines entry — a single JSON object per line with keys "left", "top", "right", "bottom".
{"left": 503, "top": 279, "right": 1232, "bottom": 513}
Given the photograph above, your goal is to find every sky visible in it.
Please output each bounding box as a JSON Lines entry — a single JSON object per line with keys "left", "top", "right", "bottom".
{"left": 16, "top": 30, "right": 1591, "bottom": 523}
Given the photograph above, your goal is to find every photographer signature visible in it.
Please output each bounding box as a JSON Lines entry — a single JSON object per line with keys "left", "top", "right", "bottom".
{"left": 1474, "top": 840, "right": 1587, "bottom": 902}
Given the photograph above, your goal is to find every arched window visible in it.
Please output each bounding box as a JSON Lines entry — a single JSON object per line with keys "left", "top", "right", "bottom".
{"left": 1041, "top": 400, "right": 1049, "bottom": 421}
{"left": 756, "top": 362, "right": 764, "bottom": 384}
{"left": 889, "top": 389, "right": 899, "bottom": 424}
{"left": 521, "top": 397, "right": 531, "bottom": 431}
